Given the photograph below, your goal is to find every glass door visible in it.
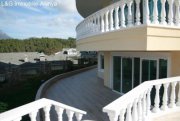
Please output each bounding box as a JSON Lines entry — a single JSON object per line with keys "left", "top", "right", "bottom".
{"left": 122, "top": 58, "right": 132, "bottom": 93}
{"left": 142, "top": 59, "right": 157, "bottom": 82}
{"left": 113, "top": 56, "right": 121, "bottom": 92}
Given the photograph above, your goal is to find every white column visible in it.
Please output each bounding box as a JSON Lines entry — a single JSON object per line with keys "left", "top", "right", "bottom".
{"left": 161, "top": 0, "right": 167, "bottom": 25}
{"left": 43, "top": 105, "right": 51, "bottom": 121}
{"left": 110, "top": 8, "right": 114, "bottom": 31}
{"left": 142, "top": 91, "right": 147, "bottom": 120}
{"left": 132, "top": 99, "right": 138, "bottom": 121}
{"left": 75, "top": 113, "right": 83, "bottom": 121}
{"left": 138, "top": 95, "right": 142, "bottom": 121}
{"left": 66, "top": 110, "right": 74, "bottom": 121}
{"left": 126, "top": 103, "right": 132, "bottom": 121}
{"left": 120, "top": 3, "right": 126, "bottom": 28}
{"left": 55, "top": 106, "right": 64, "bottom": 121}
{"left": 152, "top": 85, "right": 161, "bottom": 113}
{"left": 146, "top": 86, "right": 152, "bottom": 116}
{"left": 107, "top": 112, "right": 118, "bottom": 121}
{"left": 161, "top": 83, "right": 169, "bottom": 110}
{"left": 120, "top": 109, "right": 125, "bottom": 121}
{"left": 176, "top": 82, "right": 180, "bottom": 106}
{"left": 167, "top": 0, "right": 174, "bottom": 25}
{"left": 29, "top": 111, "right": 38, "bottom": 121}
{"left": 105, "top": 10, "right": 109, "bottom": 31}
{"left": 127, "top": 1, "right": 133, "bottom": 27}
{"left": 175, "top": 0, "right": 180, "bottom": 26}
{"left": 144, "top": 0, "right": 150, "bottom": 24}
{"left": 13, "top": 117, "right": 22, "bottom": 121}
{"left": 97, "top": 16, "right": 100, "bottom": 32}
{"left": 101, "top": 14, "right": 105, "bottom": 32}
{"left": 153, "top": 0, "right": 159, "bottom": 24}
{"left": 115, "top": 6, "right": 120, "bottom": 29}
{"left": 169, "top": 82, "right": 177, "bottom": 108}
{"left": 135, "top": 0, "right": 141, "bottom": 25}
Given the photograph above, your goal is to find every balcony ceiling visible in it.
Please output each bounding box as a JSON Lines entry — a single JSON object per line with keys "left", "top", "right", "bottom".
{"left": 76, "top": 0, "right": 112, "bottom": 18}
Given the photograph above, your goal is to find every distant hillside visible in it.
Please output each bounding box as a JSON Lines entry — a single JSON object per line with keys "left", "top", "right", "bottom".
{"left": 0, "top": 30, "right": 11, "bottom": 39}
{"left": 0, "top": 37, "right": 76, "bottom": 55}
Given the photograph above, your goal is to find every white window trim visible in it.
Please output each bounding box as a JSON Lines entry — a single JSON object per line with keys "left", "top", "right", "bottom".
{"left": 98, "top": 52, "right": 104, "bottom": 72}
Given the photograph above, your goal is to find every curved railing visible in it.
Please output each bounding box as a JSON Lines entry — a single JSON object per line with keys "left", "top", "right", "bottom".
{"left": 76, "top": 0, "right": 180, "bottom": 40}
{"left": 0, "top": 98, "right": 86, "bottom": 121}
{"left": 103, "top": 76, "right": 180, "bottom": 121}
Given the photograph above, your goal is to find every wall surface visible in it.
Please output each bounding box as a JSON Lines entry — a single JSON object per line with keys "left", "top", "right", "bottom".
{"left": 171, "top": 52, "right": 180, "bottom": 77}
{"left": 77, "top": 25, "right": 180, "bottom": 51}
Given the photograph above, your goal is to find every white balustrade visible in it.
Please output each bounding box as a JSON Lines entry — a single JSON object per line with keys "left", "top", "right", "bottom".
{"left": 103, "top": 76, "right": 180, "bottom": 121}
{"left": 169, "top": 82, "right": 177, "bottom": 108}
{"left": 176, "top": 82, "right": 180, "bottom": 106}
{"left": 152, "top": 85, "right": 161, "bottom": 113}
{"left": 0, "top": 98, "right": 86, "bottom": 121}
{"left": 76, "top": 0, "right": 180, "bottom": 40}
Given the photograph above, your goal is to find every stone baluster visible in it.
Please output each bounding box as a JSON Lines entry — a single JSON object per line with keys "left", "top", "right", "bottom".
{"left": 137, "top": 95, "right": 142, "bottom": 121}
{"left": 167, "top": 0, "right": 174, "bottom": 25}
{"left": 43, "top": 105, "right": 51, "bottom": 121}
{"left": 132, "top": 99, "right": 138, "bottom": 121}
{"left": 161, "top": 0, "right": 167, "bottom": 25}
{"left": 176, "top": 82, "right": 180, "bottom": 106}
{"left": 105, "top": 10, "right": 109, "bottom": 31}
{"left": 169, "top": 82, "right": 177, "bottom": 108}
{"left": 161, "top": 83, "right": 169, "bottom": 110}
{"left": 110, "top": 8, "right": 114, "bottom": 31}
{"left": 13, "top": 117, "right": 22, "bottom": 121}
{"left": 146, "top": 86, "right": 152, "bottom": 116}
{"left": 175, "top": 0, "right": 180, "bottom": 26}
{"left": 75, "top": 113, "right": 83, "bottom": 121}
{"left": 120, "top": 3, "right": 126, "bottom": 27}
{"left": 97, "top": 16, "right": 100, "bottom": 32}
{"left": 101, "top": 14, "right": 105, "bottom": 32}
{"left": 29, "top": 110, "right": 38, "bottom": 121}
{"left": 142, "top": 91, "right": 147, "bottom": 120}
{"left": 107, "top": 112, "right": 118, "bottom": 121}
{"left": 126, "top": 103, "right": 132, "bottom": 121}
{"left": 66, "top": 110, "right": 74, "bottom": 121}
{"left": 119, "top": 109, "right": 125, "bottom": 121}
{"left": 153, "top": 85, "right": 161, "bottom": 113}
{"left": 127, "top": 1, "right": 133, "bottom": 27}
{"left": 115, "top": 6, "right": 120, "bottom": 29}
{"left": 55, "top": 106, "right": 64, "bottom": 121}
{"left": 153, "top": 0, "right": 159, "bottom": 24}
{"left": 143, "top": 0, "right": 150, "bottom": 24}
{"left": 135, "top": 0, "right": 141, "bottom": 25}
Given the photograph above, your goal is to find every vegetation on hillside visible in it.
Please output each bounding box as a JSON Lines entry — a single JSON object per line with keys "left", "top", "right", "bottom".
{"left": 0, "top": 37, "right": 76, "bottom": 55}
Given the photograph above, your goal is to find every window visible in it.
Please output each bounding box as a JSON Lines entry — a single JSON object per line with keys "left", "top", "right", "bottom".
{"left": 100, "top": 55, "right": 104, "bottom": 70}
{"left": 112, "top": 55, "right": 168, "bottom": 93}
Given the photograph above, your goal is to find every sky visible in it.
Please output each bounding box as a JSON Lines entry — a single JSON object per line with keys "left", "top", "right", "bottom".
{"left": 0, "top": 0, "right": 83, "bottom": 39}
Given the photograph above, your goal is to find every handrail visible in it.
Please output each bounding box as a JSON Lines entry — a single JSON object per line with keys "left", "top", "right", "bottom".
{"left": 0, "top": 98, "right": 86, "bottom": 121}
{"left": 103, "top": 76, "right": 180, "bottom": 121}
{"left": 76, "top": 0, "right": 180, "bottom": 40}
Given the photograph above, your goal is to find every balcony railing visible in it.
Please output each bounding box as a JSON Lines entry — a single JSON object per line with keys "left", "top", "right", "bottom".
{"left": 103, "top": 76, "right": 180, "bottom": 121}
{"left": 76, "top": 0, "right": 180, "bottom": 40}
{"left": 0, "top": 98, "right": 86, "bottom": 121}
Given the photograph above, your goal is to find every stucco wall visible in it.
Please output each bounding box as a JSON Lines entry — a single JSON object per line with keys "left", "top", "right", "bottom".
{"left": 171, "top": 52, "right": 180, "bottom": 77}
{"left": 103, "top": 51, "right": 111, "bottom": 88}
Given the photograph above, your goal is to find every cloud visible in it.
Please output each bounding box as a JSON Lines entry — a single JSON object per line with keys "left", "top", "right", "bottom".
{"left": 0, "top": 0, "right": 83, "bottom": 39}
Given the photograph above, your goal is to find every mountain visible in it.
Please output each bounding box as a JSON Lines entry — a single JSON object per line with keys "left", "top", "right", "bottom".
{"left": 0, "top": 30, "right": 11, "bottom": 39}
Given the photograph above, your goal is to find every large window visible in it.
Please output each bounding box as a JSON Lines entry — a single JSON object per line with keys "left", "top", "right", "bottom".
{"left": 100, "top": 55, "right": 104, "bottom": 70}
{"left": 113, "top": 56, "right": 168, "bottom": 93}
{"left": 98, "top": 53, "right": 104, "bottom": 71}
{"left": 113, "top": 56, "right": 121, "bottom": 92}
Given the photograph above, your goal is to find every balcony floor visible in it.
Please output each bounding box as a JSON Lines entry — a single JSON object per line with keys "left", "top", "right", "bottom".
{"left": 43, "top": 68, "right": 120, "bottom": 121}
